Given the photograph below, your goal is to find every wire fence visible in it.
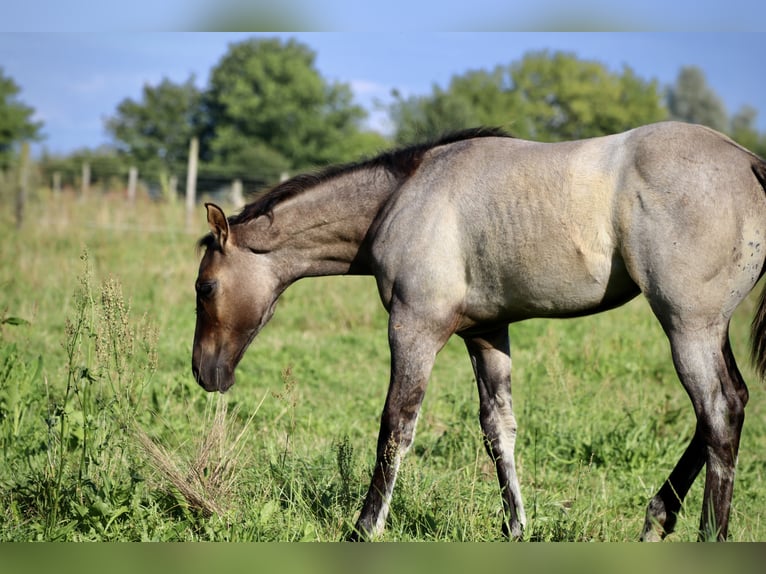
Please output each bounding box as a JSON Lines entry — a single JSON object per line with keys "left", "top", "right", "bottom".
{"left": 35, "top": 166, "right": 276, "bottom": 212}
{"left": 4, "top": 138, "right": 294, "bottom": 231}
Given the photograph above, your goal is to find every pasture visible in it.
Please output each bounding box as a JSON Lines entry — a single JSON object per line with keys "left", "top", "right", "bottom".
{"left": 1, "top": 190, "right": 765, "bottom": 541}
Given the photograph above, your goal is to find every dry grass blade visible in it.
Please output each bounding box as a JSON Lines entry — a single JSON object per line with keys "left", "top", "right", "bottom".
{"left": 133, "top": 392, "right": 266, "bottom": 517}
{"left": 133, "top": 424, "right": 221, "bottom": 516}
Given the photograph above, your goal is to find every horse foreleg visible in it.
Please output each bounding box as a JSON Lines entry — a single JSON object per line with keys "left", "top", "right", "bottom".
{"left": 351, "top": 307, "right": 443, "bottom": 540}
{"left": 463, "top": 327, "right": 525, "bottom": 540}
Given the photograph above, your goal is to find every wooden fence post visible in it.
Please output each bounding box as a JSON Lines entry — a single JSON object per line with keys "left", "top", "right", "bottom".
{"left": 127, "top": 166, "right": 138, "bottom": 203}
{"left": 169, "top": 175, "right": 178, "bottom": 203}
{"left": 185, "top": 137, "right": 199, "bottom": 229}
{"left": 81, "top": 162, "right": 91, "bottom": 200}
{"left": 231, "top": 178, "right": 244, "bottom": 208}
{"left": 52, "top": 171, "right": 61, "bottom": 196}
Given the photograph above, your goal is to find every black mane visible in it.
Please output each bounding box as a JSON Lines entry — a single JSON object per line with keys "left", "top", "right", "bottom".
{"left": 229, "top": 127, "right": 512, "bottom": 225}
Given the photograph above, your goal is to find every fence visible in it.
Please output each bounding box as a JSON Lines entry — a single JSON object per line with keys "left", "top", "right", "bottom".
{"left": 28, "top": 137, "right": 280, "bottom": 231}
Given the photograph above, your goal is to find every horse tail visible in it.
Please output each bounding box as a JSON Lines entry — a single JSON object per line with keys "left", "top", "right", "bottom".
{"left": 749, "top": 159, "right": 766, "bottom": 380}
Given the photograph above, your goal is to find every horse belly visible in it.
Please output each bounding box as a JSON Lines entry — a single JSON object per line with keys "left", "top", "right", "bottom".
{"left": 463, "top": 241, "right": 639, "bottom": 324}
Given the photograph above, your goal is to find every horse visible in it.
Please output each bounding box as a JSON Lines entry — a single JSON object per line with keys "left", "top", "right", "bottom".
{"left": 192, "top": 122, "right": 766, "bottom": 541}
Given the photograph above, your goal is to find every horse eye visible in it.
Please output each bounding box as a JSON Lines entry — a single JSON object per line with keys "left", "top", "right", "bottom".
{"left": 196, "top": 281, "right": 216, "bottom": 299}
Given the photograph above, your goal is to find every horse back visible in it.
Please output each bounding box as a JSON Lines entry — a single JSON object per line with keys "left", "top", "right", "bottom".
{"left": 369, "top": 123, "right": 766, "bottom": 328}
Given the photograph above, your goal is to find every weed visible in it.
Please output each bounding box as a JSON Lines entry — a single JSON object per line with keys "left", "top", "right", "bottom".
{"left": 17, "top": 249, "right": 160, "bottom": 539}
{"left": 335, "top": 435, "right": 355, "bottom": 510}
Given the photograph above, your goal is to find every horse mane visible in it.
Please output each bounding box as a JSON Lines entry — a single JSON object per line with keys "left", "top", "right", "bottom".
{"left": 229, "top": 126, "right": 513, "bottom": 225}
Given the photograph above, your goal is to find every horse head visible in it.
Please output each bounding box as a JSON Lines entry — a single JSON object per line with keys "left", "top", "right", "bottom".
{"left": 192, "top": 203, "right": 280, "bottom": 392}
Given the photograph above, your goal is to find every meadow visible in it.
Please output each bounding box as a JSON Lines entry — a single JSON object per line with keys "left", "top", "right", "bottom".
{"left": 1, "top": 189, "right": 765, "bottom": 542}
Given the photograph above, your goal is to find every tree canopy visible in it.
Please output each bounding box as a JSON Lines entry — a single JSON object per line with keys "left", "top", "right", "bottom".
{"left": 666, "top": 66, "right": 728, "bottom": 133}
{"left": 90, "top": 40, "right": 766, "bottom": 196}
{"left": 204, "top": 37, "right": 378, "bottom": 173}
{"left": 0, "top": 68, "right": 43, "bottom": 171}
{"left": 666, "top": 66, "right": 766, "bottom": 157}
{"left": 390, "top": 51, "right": 667, "bottom": 144}
{"left": 105, "top": 76, "right": 203, "bottom": 180}
{"left": 506, "top": 52, "right": 667, "bottom": 140}
{"left": 104, "top": 38, "right": 388, "bottom": 187}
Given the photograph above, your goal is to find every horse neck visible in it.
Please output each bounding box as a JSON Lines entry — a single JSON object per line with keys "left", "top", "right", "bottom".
{"left": 241, "top": 167, "right": 395, "bottom": 280}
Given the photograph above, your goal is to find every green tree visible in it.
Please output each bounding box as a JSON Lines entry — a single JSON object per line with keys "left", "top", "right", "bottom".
{"left": 449, "top": 68, "right": 515, "bottom": 127}
{"left": 390, "top": 68, "right": 518, "bottom": 144}
{"left": 105, "top": 76, "right": 203, "bottom": 180}
{"left": 389, "top": 86, "right": 480, "bottom": 145}
{"left": 666, "top": 66, "right": 728, "bottom": 132}
{"left": 0, "top": 68, "right": 43, "bottom": 171}
{"left": 506, "top": 51, "right": 665, "bottom": 141}
{"left": 40, "top": 147, "right": 130, "bottom": 192}
{"left": 729, "top": 105, "right": 766, "bottom": 159}
{"left": 389, "top": 51, "right": 666, "bottom": 144}
{"left": 730, "top": 105, "right": 759, "bottom": 148}
{"left": 204, "top": 37, "right": 378, "bottom": 178}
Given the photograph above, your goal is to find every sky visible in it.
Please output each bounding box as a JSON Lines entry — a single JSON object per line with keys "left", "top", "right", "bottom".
{"left": 1, "top": 31, "right": 765, "bottom": 156}
{"left": 3, "top": 0, "right": 766, "bottom": 33}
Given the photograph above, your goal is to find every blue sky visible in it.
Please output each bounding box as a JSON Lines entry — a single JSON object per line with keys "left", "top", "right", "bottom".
{"left": 3, "top": 1, "right": 766, "bottom": 32}
{"left": 1, "top": 32, "right": 764, "bottom": 155}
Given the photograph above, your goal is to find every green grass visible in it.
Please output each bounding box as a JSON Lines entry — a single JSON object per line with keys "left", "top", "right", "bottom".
{"left": 1, "top": 189, "right": 765, "bottom": 541}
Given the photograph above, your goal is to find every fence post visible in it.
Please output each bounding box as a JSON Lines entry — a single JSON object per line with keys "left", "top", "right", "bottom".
{"left": 81, "top": 161, "right": 90, "bottom": 200}
{"left": 127, "top": 166, "right": 138, "bottom": 203}
{"left": 185, "top": 136, "right": 199, "bottom": 229}
{"left": 52, "top": 171, "right": 61, "bottom": 196}
{"left": 169, "top": 175, "right": 178, "bottom": 203}
{"left": 15, "top": 142, "right": 30, "bottom": 229}
{"left": 231, "top": 178, "right": 244, "bottom": 208}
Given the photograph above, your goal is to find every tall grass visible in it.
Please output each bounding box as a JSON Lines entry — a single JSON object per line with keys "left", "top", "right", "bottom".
{"left": 0, "top": 189, "right": 764, "bottom": 541}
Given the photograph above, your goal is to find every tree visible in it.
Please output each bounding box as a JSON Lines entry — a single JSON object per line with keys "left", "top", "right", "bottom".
{"left": 0, "top": 68, "right": 43, "bottom": 171}
{"left": 389, "top": 86, "right": 481, "bottom": 145}
{"left": 449, "top": 68, "right": 516, "bottom": 128}
{"left": 204, "top": 37, "right": 378, "bottom": 177}
{"left": 730, "top": 105, "right": 759, "bottom": 148}
{"left": 389, "top": 51, "right": 666, "bottom": 144}
{"left": 105, "top": 76, "right": 203, "bottom": 180}
{"left": 40, "top": 147, "right": 130, "bottom": 193}
{"left": 506, "top": 51, "right": 666, "bottom": 141}
{"left": 390, "top": 67, "right": 523, "bottom": 144}
{"left": 728, "top": 105, "right": 766, "bottom": 160}
{"left": 666, "top": 66, "right": 728, "bottom": 132}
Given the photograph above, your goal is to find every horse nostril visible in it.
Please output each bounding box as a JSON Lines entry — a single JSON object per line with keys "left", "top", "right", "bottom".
{"left": 192, "top": 364, "right": 200, "bottom": 382}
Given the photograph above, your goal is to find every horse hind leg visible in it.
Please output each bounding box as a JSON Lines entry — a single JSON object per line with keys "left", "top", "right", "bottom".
{"left": 463, "top": 327, "right": 526, "bottom": 539}
{"left": 640, "top": 424, "right": 705, "bottom": 540}
{"left": 641, "top": 324, "right": 748, "bottom": 541}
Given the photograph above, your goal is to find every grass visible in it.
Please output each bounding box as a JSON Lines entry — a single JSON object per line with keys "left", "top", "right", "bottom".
{"left": 0, "top": 188, "right": 765, "bottom": 541}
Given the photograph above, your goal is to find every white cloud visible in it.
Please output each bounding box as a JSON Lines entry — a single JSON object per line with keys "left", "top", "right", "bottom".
{"left": 350, "top": 79, "right": 390, "bottom": 97}
{"left": 363, "top": 109, "right": 394, "bottom": 136}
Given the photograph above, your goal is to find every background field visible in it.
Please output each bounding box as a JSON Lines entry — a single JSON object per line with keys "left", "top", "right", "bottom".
{"left": 1, "top": 190, "right": 765, "bottom": 541}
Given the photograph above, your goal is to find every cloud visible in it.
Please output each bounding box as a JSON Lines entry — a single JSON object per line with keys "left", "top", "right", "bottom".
{"left": 363, "top": 109, "right": 394, "bottom": 136}
{"left": 350, "top": 79, "right": 390, "bottom": 97}
{"left": 348, "top": 80, "right": 396, "bottom": 135}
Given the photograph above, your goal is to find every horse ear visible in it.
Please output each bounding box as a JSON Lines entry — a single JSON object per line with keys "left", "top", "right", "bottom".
{"left": 205, "top": 203, "right": 230, "bottom": 249}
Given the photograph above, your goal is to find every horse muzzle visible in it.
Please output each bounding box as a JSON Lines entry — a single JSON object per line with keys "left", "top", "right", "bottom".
{"left": 191, "top": 359, "right": 235, "bottom": 393}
